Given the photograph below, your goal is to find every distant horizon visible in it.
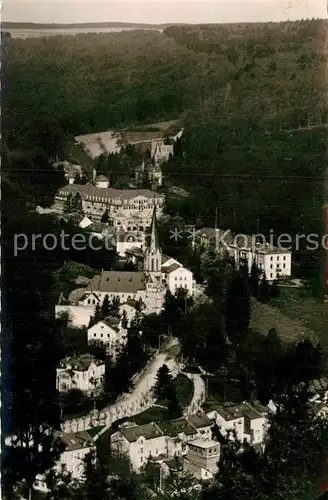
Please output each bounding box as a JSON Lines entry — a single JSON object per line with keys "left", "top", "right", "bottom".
{"left": 3, "top": 1, "right": 326, "bottom": 26}
{"left": 3, "top": 18, "right": 325, "bottom": 27}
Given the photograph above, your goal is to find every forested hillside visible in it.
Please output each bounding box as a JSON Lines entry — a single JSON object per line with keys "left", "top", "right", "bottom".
{"left": 3, "top": 19, "right": 327, "bottom": 294}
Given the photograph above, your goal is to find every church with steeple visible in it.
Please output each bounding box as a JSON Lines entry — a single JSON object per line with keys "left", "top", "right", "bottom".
{"left": 56, "top": 206, "right": 194, "bottom": 326}
{"left": 144, "top": 207, "right": 162, "bottom": 275}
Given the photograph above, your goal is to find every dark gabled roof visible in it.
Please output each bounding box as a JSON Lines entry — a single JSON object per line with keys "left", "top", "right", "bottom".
{"left": 125, "top": 246, "right": 144, "bottom": 256}
{"left": 248, "top": 401, "right": 269, "bottom": 415}
{"left": 56, "top": 430, "right": 94, "bottom": 451}
{"left": 162, "top": 262, "right": 181, "bottom": 274}
{"left": 163, "top": 456, "right": 184, "bottom": 470}
{"left": 212, "top": 402, "right": 262, "bottom": 422}
{"left": 118, "top": 422, "right": 163, "bottom": 443}
{"left": 102, "top": 316, "right": 121, "bottom": 332}
{"left": 88, "top": 271, "right": 146, "bottom": 294}
{"left": 162, "top": 254, "right": 171, "bottom": 264}
{"left": 186, "top": 412, "right": 212, "bottom": 429}
{"left": 165, "top": 417, "right": 198, "bottom": 436}
{"left": 59, "top": 353, "right": 103, "bottom": 371}
{"left": 78, "top": 291, "right": 101, "bottom": 303}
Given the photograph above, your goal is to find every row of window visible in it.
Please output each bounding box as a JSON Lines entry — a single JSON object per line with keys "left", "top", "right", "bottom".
{"left": 270, "top": 263, "right": 286, "bottom": 269}
{"left": 174, "top": 283, "right": 188, "bottom": 289}
{"left": 270, "top": 255, "right": 287, "bottom": 261}
{"left": 174, "top": 276, "right": 187, "bottom": 281}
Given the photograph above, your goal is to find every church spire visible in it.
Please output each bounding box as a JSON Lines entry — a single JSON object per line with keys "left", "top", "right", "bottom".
{"left": 149, "top": 205, "right": 159, "bottom": 251}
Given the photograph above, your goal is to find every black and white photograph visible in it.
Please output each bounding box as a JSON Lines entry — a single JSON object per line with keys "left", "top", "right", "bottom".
{"left": 2, "top": 1, "right": 328, "bottom": 498}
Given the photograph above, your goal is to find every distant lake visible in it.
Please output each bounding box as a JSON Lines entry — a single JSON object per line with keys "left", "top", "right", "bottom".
{"left": 6, "top": 27, "right": 164, "bottom": 39}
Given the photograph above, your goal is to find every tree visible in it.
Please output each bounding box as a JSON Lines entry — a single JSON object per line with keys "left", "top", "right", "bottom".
{"left": 4, "top": 428, "right": 65, "bottom": 500}
{"left": 167, "top": 385, "right": 183, "bottom": 419}
{"left": 63, "top": 193, "right": 73, "bottom": 213}
{"left": 162, "top": 469, "right": 198, "bottom": 499}
{"left": 154, "top": 364, "right": 174, "bottom": 401}
{"left": 101, "top": 295, "right": 110, "bottom": 319}
{"left": 121, "top": 310, "right": 128, "bottom": 329}
{"left": 224, "top": 275, "right": 251, "bottom": 344}
{"left": 101, "top": 210, "right": 110, "bottom": 223}
{"left": 108, "top": 296, "right": 120, "bottom": 318}
{"left": 269, "top": 279, "right": 280, "bottom": 299}
{"left": 258, "top": 274, "right": 270, "bottom": 303}
{"left": 70, "top": 192, "right": 83, "bottom": 214}
{"left": 203, "top": 325, "right": 229, "bottom": 374}
{"left": 94, "top": 303, "right": 102, "bottom": 323}
{"left": 249, "top": 260, "right": 261, "bottom": 298}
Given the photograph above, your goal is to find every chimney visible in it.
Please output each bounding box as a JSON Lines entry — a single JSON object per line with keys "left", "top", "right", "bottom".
{"left": 93, "top": 168, "right": 97, "bottom": 183}
{"left": 69, "top": 176, "right": 75, "bottom": 185}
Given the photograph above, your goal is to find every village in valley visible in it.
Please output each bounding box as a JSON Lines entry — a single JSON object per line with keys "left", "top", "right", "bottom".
{"left": 14, "top": 120, "right": 322, "bottom": 497}
{"left": 3, "top": 14, "right": 328, "bottom": 500}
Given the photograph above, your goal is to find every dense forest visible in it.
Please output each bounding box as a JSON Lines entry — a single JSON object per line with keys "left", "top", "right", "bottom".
{"left": 3, "top": 19, "right": 327, "bottom": 293}
{"left": 2, "top": 19, "right": 328, "bottom": 498}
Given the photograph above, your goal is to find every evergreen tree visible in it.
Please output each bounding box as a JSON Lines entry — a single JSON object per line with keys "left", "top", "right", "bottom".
{"left": 63, "top": 193, "right": 73, "bottom": 213}
{"left": 70, "top": 192, "right": 83, "bottom": 214}
{"left": 94, "top": 303, "right": 101, "bottom": 323}
{"left": 136, "top": 297, "right": 145, "bottom": 314}
{"left": 101, "top": 295, "right": 110, "bottom": 319}
{"left": 121, "top": 309, "right": 128, "bottom": 329}
{"left": 108, "top": 296, "right": 120, "bottom": 318}
{"left": 249, "top": 260, "right": 261, "bottom": 298}
{"left": 101, "top": 210, "right": 110, "bottom": 223}
{"left": 203, "top": 324, "right": 229, "bottom": 373}
{"left": 224, "top": 275, "right": 251, "bottom": 344}
{"left": 167, "top": 385, "right": 183, "bottom": 419}
{"left": 153, "top": 364, "right": 174, "bottom": 401}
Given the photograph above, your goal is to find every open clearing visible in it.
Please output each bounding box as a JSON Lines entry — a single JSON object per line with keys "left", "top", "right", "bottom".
{"left": 251, "top": 289, "right": 326, "bottom": 347}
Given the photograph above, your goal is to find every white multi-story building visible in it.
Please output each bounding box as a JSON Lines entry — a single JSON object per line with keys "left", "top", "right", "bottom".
{"left": 54, "top": 183, "right": 165, "bottom": 226}
{"left": 228, "top": 236, "right": 291, "bottom": 281}
{"left": 110, "top": 413, "right": 214, "bottom": 472}
{"left": 161, "top": 257, "right": 194, "bottom": 296}
{"left": 206, "top": 401, "right": 268, "bottom": 446}
{"left": 87, "top": 317, "right": 127, "bottom": 359}
{"left": 111, "top": 422, "right": 168, "bottom": 471}
{"left": 56, "top": 354, "right": 105, "bottom": 397}
{"left": 197, "top": 228, "right": 292, "bottom": 282}
{"left": 33, "top": 430, "right": 95, "bottom": 493}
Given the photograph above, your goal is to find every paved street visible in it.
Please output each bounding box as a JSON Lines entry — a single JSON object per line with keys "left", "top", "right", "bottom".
{"left": 184, "top": 372, "right": 206, "bottom": 414}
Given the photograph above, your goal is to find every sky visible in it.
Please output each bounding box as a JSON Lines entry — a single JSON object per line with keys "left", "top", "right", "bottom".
{"left": 3, "top": 0, "right": 326, "bottom": 25}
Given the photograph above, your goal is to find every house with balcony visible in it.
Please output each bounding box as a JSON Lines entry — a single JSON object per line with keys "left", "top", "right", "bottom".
{"left": 56, "top": 354, "right": 105, "bottom": 397}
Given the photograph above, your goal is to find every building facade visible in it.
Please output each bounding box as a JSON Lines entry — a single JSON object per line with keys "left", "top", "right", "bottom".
{"left": 87, "top": 317, "right": 127, "bottom": 359}
{"left": 206, "top": 401, "right": 268, "bottom": 446}
{"left": 196, "top": 228, "right": 292, "bottom": 282}
{"left": 56, "top": 354, "right": 105, "bottom": 397}
{"left": 54, "top": 183, "right": 165, "bottom": 226}
{"left": 110, "top": 413, "right": 215, "bottom": 473}
{"left": 183, "top": 439, "right": 220, "bottom": 481}
{"left": 33, "top": 431, "right": 95, "bottom": 493}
